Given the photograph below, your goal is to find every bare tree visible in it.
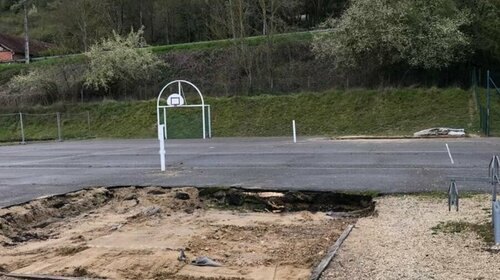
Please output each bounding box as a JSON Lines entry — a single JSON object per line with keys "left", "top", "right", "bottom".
{"left": 22, "top": 0, "right": 29, "bottom": 64}
{"left": 10, "top": 0, "right": 32, "bottom": 63}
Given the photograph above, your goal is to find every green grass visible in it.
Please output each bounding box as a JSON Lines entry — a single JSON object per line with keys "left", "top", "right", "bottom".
{"left": 212, "top": 88, "right": 477, "bottom": 137}
{"left": 431, "top": 220, "right": 494, "bottom": 244}
{"left": 410, "top": 191, "right": 480, "bottom": 200}
{"left": 0, "top": 88, "right": 477, "bottom": 142}
{"left": 148, "top": 30, "right": 316, "bottom": 53}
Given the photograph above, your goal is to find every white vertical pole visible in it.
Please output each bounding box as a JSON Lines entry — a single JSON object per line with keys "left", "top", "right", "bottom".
{"left": 292, "top": 120, "right": 297, "bottom": 143}
{"left": 163, "top": 107, "right": 167, "bottom": 139}
{"left": 19, "top": 112, "right": 25, "bottom": 144}
{"left": 56, "top": 112, "right": 62, "bottom": 142}
{"left": 156, "top": 106, "right": 161, "bottom": 134}
{"left": 158, "top": 124, "right": 166, "bottom": 171}
{"left": 202, "top": 104, "right": 206, "bottom": 139}
{"left": 208, "top": 105, "right": 212, "bottom": 139}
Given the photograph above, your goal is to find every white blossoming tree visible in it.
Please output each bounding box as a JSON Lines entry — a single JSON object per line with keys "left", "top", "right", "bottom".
{"left": 84, "top": 28, "right": 165, "bottom": 92}
{"left": 313, "top": 0, "right": 471, "bottom": 70}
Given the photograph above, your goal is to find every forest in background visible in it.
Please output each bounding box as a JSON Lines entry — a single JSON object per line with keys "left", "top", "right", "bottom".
{"left": 0, "top": 0, "right": 346, "bottom": 52}
{"left": 0, "top": 0, "right": 499, "bottom": 107}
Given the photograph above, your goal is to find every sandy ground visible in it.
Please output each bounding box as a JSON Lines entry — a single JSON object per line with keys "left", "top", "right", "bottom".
{"left": 0, "top": 187, "right": 356, "bottom": 280}
{"left": 321, "top": 194, "right": 500, "bottom": 280}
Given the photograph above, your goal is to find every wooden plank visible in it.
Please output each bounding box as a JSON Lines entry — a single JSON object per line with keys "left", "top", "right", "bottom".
{"left": 0, "top": 272, "right": 104, "bottom": 280}
{"left": 309, "top": 224, "right": 354, "bottom": 280}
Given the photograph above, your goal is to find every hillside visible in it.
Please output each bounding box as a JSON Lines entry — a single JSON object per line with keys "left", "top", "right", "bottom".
{"left": 0, "top": 88, "right": 477, "bottom": 142}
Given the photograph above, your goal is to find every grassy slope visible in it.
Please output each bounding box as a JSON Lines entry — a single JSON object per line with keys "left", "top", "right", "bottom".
{"left": 0, "top": 88, "right": 477, "bottom": 141}
{"left": 0, "top": 30, "right": 318, "bottom": 76}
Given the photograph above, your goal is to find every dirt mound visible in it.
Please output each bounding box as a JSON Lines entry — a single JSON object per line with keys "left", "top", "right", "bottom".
{"left": 0, "top": 188, "right": 113, "bottom": 245}
{"left": 0, "top": 187, "right": 371, "bottom": 279}
{"left": 201, "top": 188, "right": 375, "bottom": 213}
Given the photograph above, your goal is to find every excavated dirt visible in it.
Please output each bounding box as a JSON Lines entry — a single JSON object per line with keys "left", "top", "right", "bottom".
{"left": 0, "top": 187, "right": 372, "bottom": 280}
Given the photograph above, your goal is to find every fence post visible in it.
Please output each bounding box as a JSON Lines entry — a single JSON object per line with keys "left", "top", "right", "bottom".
{"left": 494, "top": 201, "right": 500, "bottom": 245}
{"left": 56, "top": 112, "right": 62, "bottom": 142}
{"left": 487, "top": 70, "right": 491, "bottom": 136}
{"left": 19, "top": 112, "right": 25, "bottom": 144}
{"left": 485, "top": 108, "right": 488, "bottom": 135}
{"left": 480, "top": 106, "right": 483, "bottom": 133}
{"left": 87, "top": 111, "right": 91, "bottom": 132}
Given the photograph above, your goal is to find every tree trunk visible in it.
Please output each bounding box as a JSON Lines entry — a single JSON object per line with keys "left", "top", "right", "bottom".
{"left": 259, "top": 0, "right": 267, "bottom": 35}
{"left": 139, "top": 2, "right": 143, "bottom": 27}
{"left": 229, "top": 0, "right": 236, "bottom": 39}
{"left": 23, "top": 1, "right": 30, "bottom": 64}
{"left": 150, "top": 4, "right": 154, "bottom": 41}
{"left": 79, "top": 15, "right": 88, "bottom": 52}
{"left": 119, "top": 0, "right": 124, "bottom": 34}
{"left": 238, "top": 0, "right": 244, "bottom": 39}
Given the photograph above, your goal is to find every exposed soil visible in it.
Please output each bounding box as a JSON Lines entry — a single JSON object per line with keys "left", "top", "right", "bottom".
{"left": 321, "top": 194, "right": 500, "bottom": 280}
{"left": 0, "top": 187, "right": 372, "bottom": 280}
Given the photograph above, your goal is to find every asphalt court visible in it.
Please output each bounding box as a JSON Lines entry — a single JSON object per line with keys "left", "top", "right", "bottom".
{"left": 1, "top": 137, "right": 498, "bottom": 207}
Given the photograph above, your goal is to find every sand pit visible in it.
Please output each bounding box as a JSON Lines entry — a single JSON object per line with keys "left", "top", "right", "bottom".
{"left": 0, "top": 187, "right": 373, "bottom": 280}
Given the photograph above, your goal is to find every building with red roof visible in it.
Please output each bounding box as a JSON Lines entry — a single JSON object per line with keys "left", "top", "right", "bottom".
{"left": 0, "top": 33, "right": 53, "bottom": 62}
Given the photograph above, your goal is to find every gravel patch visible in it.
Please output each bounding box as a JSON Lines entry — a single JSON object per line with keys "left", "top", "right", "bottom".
{"left": 321, "top": 194, "right": 500, "bottom": 280}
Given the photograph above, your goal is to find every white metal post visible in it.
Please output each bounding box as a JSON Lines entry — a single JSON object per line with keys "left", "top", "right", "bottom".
{"left": 494, "top": 200, "right": 500, "bottom": 245}
{"left": 208, "top": 105, "right": 212, "bottom": 139}
{"left": 202, "top": 104, "right": 206, "bottom": 139}
{"left": 158, "top": 124, "right": 166, "bottom": 171}
{"left": 163, "top": 107, "right": 167, "bottom": 139}
{"left": 292, "top": 120, "right": 297, "bottom": 143}
{"left": 19, "top": 112, "right": 25, "bottom": 144}
{"left": 56, "top": 112, "right": 62, "bottom": 142}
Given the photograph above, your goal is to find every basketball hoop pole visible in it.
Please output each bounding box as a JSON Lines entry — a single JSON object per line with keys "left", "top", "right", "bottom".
{"left": 158, "top": 124, "right": 166, "bottom": 171}
{"left": 156, "top": 80, "right": 212, "bottom": 171}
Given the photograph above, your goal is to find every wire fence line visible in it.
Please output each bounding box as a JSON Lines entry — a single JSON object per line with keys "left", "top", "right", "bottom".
{"left": 0, "top": 112, "right": 92, "bottom": 144}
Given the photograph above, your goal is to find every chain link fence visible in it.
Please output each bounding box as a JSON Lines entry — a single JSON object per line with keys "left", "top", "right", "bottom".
{"left": 473, "top": 69, "right": 500, "bottom": 136}
{"left": 0, "top": 112, "right": 92, "bottom": 144}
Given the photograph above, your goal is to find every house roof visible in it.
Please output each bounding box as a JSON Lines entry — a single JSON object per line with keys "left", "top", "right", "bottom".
{"left": 0, "top": 33, "right": 53, "bottom": 56}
